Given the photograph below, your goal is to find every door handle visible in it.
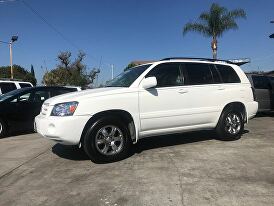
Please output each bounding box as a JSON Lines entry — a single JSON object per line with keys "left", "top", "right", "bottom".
{"left": 178, "top": 89, "right": 188, "bottom": 94}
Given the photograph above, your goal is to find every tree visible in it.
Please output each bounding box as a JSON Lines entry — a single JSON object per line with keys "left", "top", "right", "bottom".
{"left": 0, "top": 65, "right": 37, "bottom": 86}
{"left": 124, "top": 62, "right": 137, "bottom": 71}
{"left": 183, "top": 3, "right": 246, "bottom": 59}
{"left": 30, "top": 64, "right": 37, "bottom": 86}
{"left": 42, "top": 51, "right": 100, "bottom": 87}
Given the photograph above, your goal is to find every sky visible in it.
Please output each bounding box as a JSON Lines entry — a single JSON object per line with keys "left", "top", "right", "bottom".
{"left": 0, "top": 0, "right": 274, "bottom": 84}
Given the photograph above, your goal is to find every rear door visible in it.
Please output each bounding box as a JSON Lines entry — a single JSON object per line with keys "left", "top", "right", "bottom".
{"left": 251, "top": 75, "right": 271, "bottom": 111}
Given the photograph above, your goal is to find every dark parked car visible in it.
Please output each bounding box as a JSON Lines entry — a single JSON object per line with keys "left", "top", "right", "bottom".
{"left": 0, "top": 86, "right": 78, "bottom": 137}
{"left": 246, "top": 74, "right": 274, "bottom": 112}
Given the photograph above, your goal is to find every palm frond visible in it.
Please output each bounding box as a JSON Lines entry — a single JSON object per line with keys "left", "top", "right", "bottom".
{"left": 228, "top": 9, "right": 247, "bottom": 19}
{"left": 199, "top": 12, "right": 210, "bottom": 21}
{"left": 183, "top": 23, "right": 210, "bottom": 36}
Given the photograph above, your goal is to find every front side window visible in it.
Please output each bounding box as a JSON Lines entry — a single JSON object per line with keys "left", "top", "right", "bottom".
{"left": 215, "top": 65, "right": 241, "bottom": 83}
{"left": 252, "top": 75, "right": 271, "bottom": 89}
{"left": 106, "top": 64, "right": 151, "bottom": 87}
{"left": 145, "top": 63, "right": 183, "bottom": 87}
{"left": 10, "top": 92, "right": 31, "bottom": 103}
{"left": 32, "top": 90, "right": 50, "bottom": 103}
{"left": 184, "top": 63, "right": 214, "bottom": 85}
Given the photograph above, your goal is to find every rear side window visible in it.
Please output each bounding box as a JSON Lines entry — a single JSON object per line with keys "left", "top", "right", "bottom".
{"left": 215, "top": 65, "right": 240, "bottom": 83}
{"left": 0, "top": 82, "right": 17, "bottom": 94}
{"left": 252, "top": 75, "right": 270, "bottom": 89}
{"left": 184, "top": 63, "right": 214, "bottom": 85}
{"left": 19, "top": 83, "right": 32, "bottom": 88}
{"left": 146, "top": 63, "right": 183, "bottom": 87}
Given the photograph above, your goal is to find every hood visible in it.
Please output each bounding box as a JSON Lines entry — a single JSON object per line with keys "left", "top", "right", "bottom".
{"left": 45, "top": 87, "right": 128, "bottom": 105}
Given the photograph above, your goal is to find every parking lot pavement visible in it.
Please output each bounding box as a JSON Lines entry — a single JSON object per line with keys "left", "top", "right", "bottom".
{"left": 0, "top": 116, "right": 274, "bottom": 206}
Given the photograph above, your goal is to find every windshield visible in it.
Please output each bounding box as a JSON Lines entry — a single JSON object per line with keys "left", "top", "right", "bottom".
{"left": 0, "top": 88, "right": 29, "bottom": 102}
{"left": 106, "top": 64, "right": 152, "bottom": 87}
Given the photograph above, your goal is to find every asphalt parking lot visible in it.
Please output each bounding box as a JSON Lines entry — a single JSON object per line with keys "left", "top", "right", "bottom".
{"left": 0, "top": 115, "right": 274, "bottom": 206}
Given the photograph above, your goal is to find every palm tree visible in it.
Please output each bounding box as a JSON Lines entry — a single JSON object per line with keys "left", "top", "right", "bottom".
{"left": 183, "top": 3, "right": 246, "bottom": 59}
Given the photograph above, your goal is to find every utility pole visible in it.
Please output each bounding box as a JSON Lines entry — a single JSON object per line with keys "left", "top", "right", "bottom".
{"left": 9, "top": 42, "right": 13, "bottom": 79}
{"left": 111, "top": 64, "right": 114, "bottom": 79}
{"left": 0, "top": 36, "right": 18, "bottom": 79}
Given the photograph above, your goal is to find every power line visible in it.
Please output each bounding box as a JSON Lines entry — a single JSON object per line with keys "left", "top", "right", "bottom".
{"left": 21, "top": 0, "right": 80, "bottom": 50}
{"left": 19, "top": 0, "right": 114, "bottom": 69}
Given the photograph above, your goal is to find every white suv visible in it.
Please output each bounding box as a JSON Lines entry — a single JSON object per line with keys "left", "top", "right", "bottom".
{"left": 35, "top": 58, "right": 258, "bottom": 163}
{"left": 0, "top": 80, "right": 33, "bottom": 94}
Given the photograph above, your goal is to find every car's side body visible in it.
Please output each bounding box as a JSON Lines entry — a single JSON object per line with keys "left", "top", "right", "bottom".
{"left": 35, "top": 59, "right": 258, "bottom": 146}
{"left": 246, "top": 74, "right": 274, "bottom": 112}
{"left": 0, "top": 80, "right": 33, "bottom": 95}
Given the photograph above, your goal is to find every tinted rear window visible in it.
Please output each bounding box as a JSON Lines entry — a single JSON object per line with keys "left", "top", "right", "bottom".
{"left": 0, "top": 82, "right": 17, "bottom": 94}
{"left": 19, "top": 83, "right": 32, "bottom": 88}
{"left": 252, "top": 75, "right": 270, "bottom": 89}
{"left": 215, "top": 65, "right": 240, "bottom": 83}
{"left": 184, "top": 63, "right": 214, "bottom": 85}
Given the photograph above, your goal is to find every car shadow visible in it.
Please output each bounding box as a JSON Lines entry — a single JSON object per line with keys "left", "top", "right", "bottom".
{"left": 52, "top": 129, "right": 249, "bottom": 162}
{"left": 255, "top": 112, "right": 274, "bottom": 118}
{"left": 52, "top": 144, "right": 90, "bottom": 161}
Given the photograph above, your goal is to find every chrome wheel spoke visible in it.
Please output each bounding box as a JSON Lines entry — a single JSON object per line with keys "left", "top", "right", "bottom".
{"left": 113, "top": 134, "right": 122, "bottom": 142}
{"left": 97, "top": 139, "right": 105, "bottom": 145}
{"left": 109, "top": 127, "right": 117, "bottom": 136}
{"left": 102, "top": 145, "right": 110, "bottom": 154}
{"left": 111, "top": 143, "right": 118, "bottom": 151}
{"left": 101, "top": 128, "right": 108, "bottom": 137}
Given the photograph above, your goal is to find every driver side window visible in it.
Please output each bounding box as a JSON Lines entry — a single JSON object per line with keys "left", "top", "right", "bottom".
{"left": 10, "top": 92, "right": 31, "bottom": 103}
{"left": 145, "top": 63, "right": 183, "bottom": 88}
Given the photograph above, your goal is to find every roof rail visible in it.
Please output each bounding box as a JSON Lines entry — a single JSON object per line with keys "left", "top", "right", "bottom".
{"left": 160, "top": 57, "right": 250, "bottom": 66}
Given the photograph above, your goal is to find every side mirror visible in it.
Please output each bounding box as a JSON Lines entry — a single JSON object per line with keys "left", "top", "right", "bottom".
{"left": 142, "top": 76, "right": 157, "bottom": 89}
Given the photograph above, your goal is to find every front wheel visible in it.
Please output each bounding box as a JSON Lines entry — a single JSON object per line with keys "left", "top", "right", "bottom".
{"left": 216, "top": 108, "right": 244, "bottom": 141}
{"left": 83, "top": 117, "right": 132, "bottom": 163}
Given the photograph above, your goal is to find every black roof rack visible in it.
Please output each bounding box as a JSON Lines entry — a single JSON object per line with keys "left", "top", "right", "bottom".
{"left": 160, "top": 57, "right": 250, "bottom": 66}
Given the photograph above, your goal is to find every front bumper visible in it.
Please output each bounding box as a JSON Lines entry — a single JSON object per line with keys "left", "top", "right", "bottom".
{"left": 35, "top": 114, "right": 91, "bottom": 145}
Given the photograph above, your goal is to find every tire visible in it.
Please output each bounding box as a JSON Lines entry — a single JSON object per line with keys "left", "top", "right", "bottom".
{"left": 0, "top": 118, "right": 7, "bottom": 138}
{"left": 82, "top": 117, "right": 132, "bottom": 163}
{"left": 215, "top": 108, "right": 244, "bottom": 141}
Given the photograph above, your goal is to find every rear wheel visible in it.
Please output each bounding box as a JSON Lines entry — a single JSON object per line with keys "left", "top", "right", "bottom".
{"left": 83, "top": 117, "right": 132, "bottom": 163}
{"left": 216, "top": 108, "right": 244, "bottom": 140}
{"left": 0, "top": 118, "right": 7, "bottom": 138}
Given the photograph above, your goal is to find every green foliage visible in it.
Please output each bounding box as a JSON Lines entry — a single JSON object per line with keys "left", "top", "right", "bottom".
{"left": 124, "top": 63, "right": 137, "bottom": 71}
{"left": 183, "top": 3, "right": 246, "bottom": 58}
{"left": 42, "top": 51, "right": 100, "bottom": 87}
{"left": 0, "top": 64, "right": 37, "bottom": 86}
{"left": 183, "top": 3, "right": 246, "bottom": 38}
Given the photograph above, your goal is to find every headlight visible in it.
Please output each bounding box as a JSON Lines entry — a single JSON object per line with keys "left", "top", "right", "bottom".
{"left": 51, "top": 101, "right": 78, "bottom": 116}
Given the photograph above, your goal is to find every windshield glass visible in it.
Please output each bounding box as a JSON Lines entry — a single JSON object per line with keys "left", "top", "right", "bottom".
{"left": 0, "top": 88, "right": 28, "bottom": 102}
{"left": 106, "top": 64, "right": 152, "bottom": 87}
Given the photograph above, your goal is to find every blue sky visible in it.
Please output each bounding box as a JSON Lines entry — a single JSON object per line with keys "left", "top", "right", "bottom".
{"left": 0, "top": 0, "right": 274, "bottom": 84}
